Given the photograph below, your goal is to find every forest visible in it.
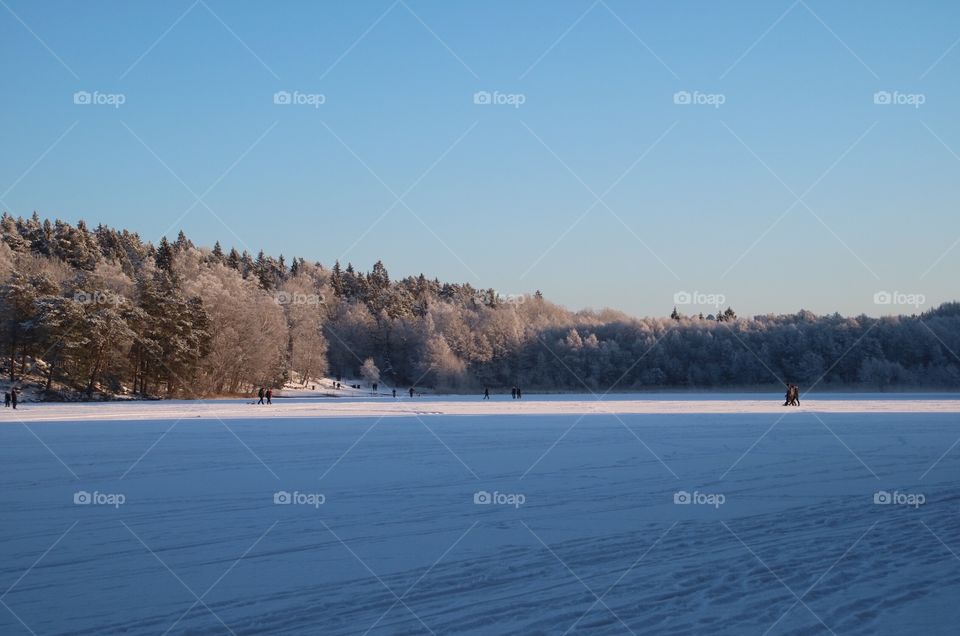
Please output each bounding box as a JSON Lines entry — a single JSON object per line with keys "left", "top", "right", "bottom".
{"left": 1, "top": 212, "right": 958, "bottom": 399}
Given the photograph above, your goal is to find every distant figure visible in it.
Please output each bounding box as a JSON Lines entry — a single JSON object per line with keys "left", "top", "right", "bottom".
{"left": 266, "top": 388, "right": 273, "bottom": 405}
{"left": 392, "top": 389, "right": 397, "bottom": 398}
{"left": 3, "top": 392, "right": 9, "bottom": 408}
{"left": 516, "top": 387, "right": 522, "bottom": 399}
{"left": 783, "top": 385, "right": 791, "bottom": 406}
{"left": 373, "top": 382, "right": 378, "bottom": 393}
{"left": 484, "top": 387, "right": 490, "bottom": 400}
{"left": 511, "top": 387, "right": 517, "bottom": 399}
{"left": 409, "top": 387, "right": 415, "bottom": 398}
{"left": 11, "top": 389, "right": 17, "bottom": 409}
{"left": 258, "top": 387, "right": 265, "bottom": 405}
{"left": 791, "top": 385, "right": 800, "bottom": 406}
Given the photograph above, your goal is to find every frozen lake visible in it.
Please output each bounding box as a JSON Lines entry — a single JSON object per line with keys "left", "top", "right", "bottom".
{"left": 1, "top": 395, "right": 958, "bottom": 634}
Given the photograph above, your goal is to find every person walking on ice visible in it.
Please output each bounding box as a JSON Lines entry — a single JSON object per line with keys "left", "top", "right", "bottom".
{"left": 783, "top": 384, "right": 800, "bottom": 406}
{"left": 483, "top": 387, "right": 490, "bottom": 400}
{"left": 257, "top": 387, "right": 265, "bottom": 405}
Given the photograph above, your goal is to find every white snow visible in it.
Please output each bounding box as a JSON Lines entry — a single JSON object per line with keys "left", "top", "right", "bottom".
{"left": 5, "top": 393, "right": 960, "bottom": 423}
{"left": 1, "top": 394, "right": 958, "bottom": 634}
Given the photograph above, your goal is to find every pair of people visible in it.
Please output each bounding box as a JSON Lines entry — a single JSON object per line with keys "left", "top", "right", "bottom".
{"left": 257, "top": 387, "right": 273, "bottom": 405}
{"left": 511, "top": 386, "right": 522, "bottom": 399}
{"left": 783, "top": 384, "right": 800, "bottom": 406}
{"left": 4, "top": 389, "right": 18, "bottom": 409}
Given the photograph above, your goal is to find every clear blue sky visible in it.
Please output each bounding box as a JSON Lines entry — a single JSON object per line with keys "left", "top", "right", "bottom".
{"left": 2, "top": 0, "right": 958, "bottom": 317}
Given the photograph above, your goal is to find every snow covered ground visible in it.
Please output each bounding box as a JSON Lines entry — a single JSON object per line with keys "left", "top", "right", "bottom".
{"left": 5, "top": 392, "right": 960, "bottom": 423}
{"left": 1, "top": 395, "right": 958, "bottom": 634}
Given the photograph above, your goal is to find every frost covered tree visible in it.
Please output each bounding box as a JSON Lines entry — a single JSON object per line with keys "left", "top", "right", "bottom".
{"left": 0, "top": 214, "right": 957, "bottom": 398}
{"left": 360, "top": 357, "right": 380, "bottom": 385}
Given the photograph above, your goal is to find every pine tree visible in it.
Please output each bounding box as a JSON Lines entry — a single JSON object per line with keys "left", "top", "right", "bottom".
{"left": 255, "top": 250, "right": 272, "bottom": 289}
{"left": 0, "top": 213, "right": 28, "bottom": 251}
{"left": 155, "top": 237, "right": 175, "bottom": 275}
{"left": 331, "top": 261, "right": 344, "bottom": 297}
{"left": 240, "top": 251, "right": 254, "bottom": 278}
{"left": 174, "top": 230, "right": 192, "bottom": 252}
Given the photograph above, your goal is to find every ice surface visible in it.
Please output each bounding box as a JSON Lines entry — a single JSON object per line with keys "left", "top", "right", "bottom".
{"left": 6, "top": 392, "right": 960, "bottom": 423}
{"left": 1, "top": 395, "right": 958, "bottom": 634}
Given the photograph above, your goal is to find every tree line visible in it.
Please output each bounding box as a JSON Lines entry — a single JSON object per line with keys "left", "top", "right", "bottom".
{"left": 1, "top": 212, "right": 957, "bottom": 398}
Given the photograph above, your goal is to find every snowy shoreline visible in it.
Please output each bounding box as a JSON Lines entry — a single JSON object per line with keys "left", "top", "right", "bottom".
{"left": 6, "top": 396, "right": 960, "bottom": 423}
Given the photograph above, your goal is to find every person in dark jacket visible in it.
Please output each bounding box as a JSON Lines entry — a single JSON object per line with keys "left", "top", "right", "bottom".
{"left": 266, "top": 388, "right": 273, "bottom": 405}
{"left": 409, "top": 387, "right": 415, "bottom": 398}
{"left": 483, "top": 387, "right": 490, "bottom": 400}
{"left": 11, "top": 389, "right": 18, "bottom": 409}
{"left": 4, "top": 392, "right": 9, "bottom": 408}
{"left": 258, "top": 387, "right": 265, "bottom": 405}
{"left": 511, "top": 387, "right": 517, "bottom": 399}
{"left": 516, "top": 387, "right": 522, "bottom": 399}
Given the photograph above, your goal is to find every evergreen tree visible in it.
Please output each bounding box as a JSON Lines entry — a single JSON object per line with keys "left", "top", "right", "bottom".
{"left": 331, "top": 261, "right": 344, "bottom": 297}
{"left": 226, "top": 247, "right": 241, "bottom": 270}
{"left": 155, "top": 237, "right": 175, "bottom": 275}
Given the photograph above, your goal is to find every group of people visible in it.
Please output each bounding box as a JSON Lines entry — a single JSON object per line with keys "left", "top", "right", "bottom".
{"left": 4, "top": 388, "right": 19, "bottom": 409}
{"left": 482, "top": 386, "right": 523, "bottom": 400}
{"left": 783, "top": 384, "right": 800, "bottom": 406}
{"left": 256, "top": 387, "right": 273, "bottom": 405}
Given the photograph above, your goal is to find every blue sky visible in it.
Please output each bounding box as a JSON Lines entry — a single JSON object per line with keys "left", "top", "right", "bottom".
{"left": 2, "top": 0, "right": 958, "bottom": 317}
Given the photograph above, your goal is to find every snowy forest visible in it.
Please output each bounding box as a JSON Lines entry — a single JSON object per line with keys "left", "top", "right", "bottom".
{"left": 1, "top": 212, "right": 958, "bottom": 399}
